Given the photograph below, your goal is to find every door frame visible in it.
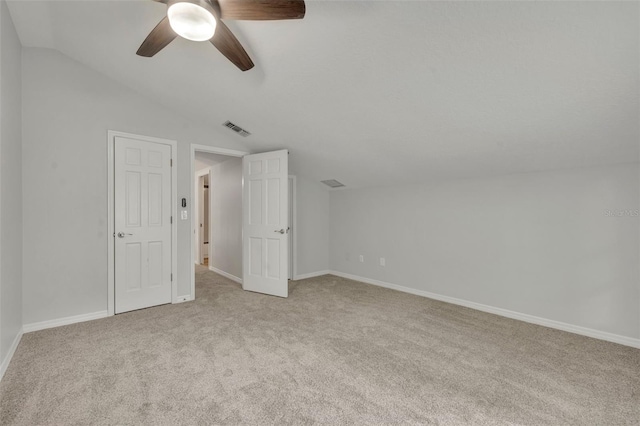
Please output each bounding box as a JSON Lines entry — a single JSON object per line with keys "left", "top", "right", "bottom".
{"left": 194, "top": 168, "right": 211, "bottom": 265}
{"left": 190, "top": 144, "right": 248, "bottom": 299}
{"left": 107, "top": 130, "right": 178, "bottom": 317}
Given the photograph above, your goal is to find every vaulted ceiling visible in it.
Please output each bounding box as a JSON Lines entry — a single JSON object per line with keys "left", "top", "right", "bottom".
{"left": 7, "top": 0, "right": 639, "bottom": 188}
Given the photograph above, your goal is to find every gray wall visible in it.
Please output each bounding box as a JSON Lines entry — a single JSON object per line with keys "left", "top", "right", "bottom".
{"left": 21, "top": 48, "right": 247, "bottom": 325}
{"left": 330, "top": 163, "right": 640, "bottom": 339}
{"left": 295, "top": 175, "right": 330, "bottom": 276}
{"left": 209, "top": 158, "right": 242, "bottom": 279}
{"left": 0, "top": 0, "right": 23, "bottom": 365}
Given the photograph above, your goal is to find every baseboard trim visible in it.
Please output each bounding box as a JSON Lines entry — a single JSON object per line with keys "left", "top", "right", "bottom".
{"left": 293, "top": 270, "right": 331, "bottom": 280}
{"left": 329, "top": 271, "right": 640, "bottom": 349}
{"left": 23, "top": 311, "right": 109, "bottom": 333}
{"left": 0, "top": 328, "right": 23, "bottom": 382}
{"left": 209, "top": 266, "right": 243, "bottom": 284}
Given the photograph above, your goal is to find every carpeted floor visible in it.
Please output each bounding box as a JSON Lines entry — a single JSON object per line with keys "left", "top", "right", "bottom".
{"left": 1, "top": 266, "right": 638, "bottom": 425}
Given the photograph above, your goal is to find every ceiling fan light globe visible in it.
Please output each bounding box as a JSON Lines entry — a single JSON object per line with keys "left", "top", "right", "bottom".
{"left": 167, "top": 2, "right": 217, "bottom": 42}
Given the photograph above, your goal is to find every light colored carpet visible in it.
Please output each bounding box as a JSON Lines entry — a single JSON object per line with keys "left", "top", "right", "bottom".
{"left": 1, "top": 266, "right": 638, "bottom": 425}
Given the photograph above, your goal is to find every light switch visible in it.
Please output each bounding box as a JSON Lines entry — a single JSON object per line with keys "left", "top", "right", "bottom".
{"left": 181, "top": 210, "right": 188, "bottom": 220}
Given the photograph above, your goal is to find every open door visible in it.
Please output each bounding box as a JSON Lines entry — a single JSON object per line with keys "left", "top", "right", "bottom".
{"left": 242, "top": 150, "right": 289, "bottom": 297}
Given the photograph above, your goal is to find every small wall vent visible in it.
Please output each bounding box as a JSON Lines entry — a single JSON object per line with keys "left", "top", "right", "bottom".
{"left": 223, "top": 121, "right": 251, "bottom": 137}
{"left": 321, "top": 179, "right": 345, "bottom": 188}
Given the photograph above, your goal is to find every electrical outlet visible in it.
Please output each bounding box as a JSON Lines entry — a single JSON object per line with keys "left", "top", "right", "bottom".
{"left": 359, "top": 255, "right": 364, "bottom": 263}
{"left": 379, "top": 257, "right": 385, "bottom": 267}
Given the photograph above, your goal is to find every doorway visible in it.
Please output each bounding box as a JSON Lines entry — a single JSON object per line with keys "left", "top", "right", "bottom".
{"left": 201, "top": 174, "right": 209, "bottom": 266}
{"left": 190, "top": 145, "right": 294, "bottom": 299}
{"left": 193, "top": 151, "right": 241, "bottom": 277}
{"left": 190, "top": 145, "right": 248, "bottom": 298}
{"left": 195, "top": 169, "right": 210, "bottom": 266}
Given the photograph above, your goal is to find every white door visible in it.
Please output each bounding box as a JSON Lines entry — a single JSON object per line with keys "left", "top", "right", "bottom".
{"left": 242, "top": 150, "right": 289, "bottom": 297}
{"left": 114, "top": 136, "right": 173, "bottom": 313}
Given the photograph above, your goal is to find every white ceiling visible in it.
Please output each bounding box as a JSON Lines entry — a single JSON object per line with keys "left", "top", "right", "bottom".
{"left": 8, "top": 0, "right": 639, "bottom": 189}
{"left": 194, "top": 151, "right": 234, "bottom": 169}
{"left": 195, "top": 151, "right": 234, "bottom": 164}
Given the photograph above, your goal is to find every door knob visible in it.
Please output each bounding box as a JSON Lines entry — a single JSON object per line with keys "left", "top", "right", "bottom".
{"left": 274, "top": 229, "right": 285, "bottom": 234}
{"left": 117, "top": 232, "right": 133, "bottom": 238}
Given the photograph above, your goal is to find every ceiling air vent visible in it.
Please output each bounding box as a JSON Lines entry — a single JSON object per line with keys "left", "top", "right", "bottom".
{"left": 223, "top": 121, "right": 251, "bottom": 137}
{"left": 321, "top": 179, "right": 345, "bottom": 188}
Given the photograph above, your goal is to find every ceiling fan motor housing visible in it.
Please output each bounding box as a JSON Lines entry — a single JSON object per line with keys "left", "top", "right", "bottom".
{"left": 167, "top": 0, "right": 219, "bottom": 41}
{"left": 168, "top": 0, "right": 219, "bottom": 18}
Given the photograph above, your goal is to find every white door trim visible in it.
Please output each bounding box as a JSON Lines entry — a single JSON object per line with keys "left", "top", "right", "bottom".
{"left": 190, "top": 144, "right": 248, "bottom": 300}
{"left": 107, "top": 130, "right": 178, "bottom": 317}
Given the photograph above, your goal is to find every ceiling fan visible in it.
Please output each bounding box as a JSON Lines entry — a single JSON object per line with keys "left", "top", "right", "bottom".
{"left": 136, "top": 0, "right": 306, "bottom": 71}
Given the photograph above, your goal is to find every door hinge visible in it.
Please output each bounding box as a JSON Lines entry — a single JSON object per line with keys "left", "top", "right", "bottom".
{"left": 170, "top": 159, "right": 173, "bottom": 167}
{"left": 171, "top": 273, "right": 173, "bottom": 281}
{"left": 170, "top": 216, "right": 173, "bottom": 224}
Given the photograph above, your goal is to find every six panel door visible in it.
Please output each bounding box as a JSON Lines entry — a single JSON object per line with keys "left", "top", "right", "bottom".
{"left": 242, "top": 150, "right": 289, "bottom": 298}
{"left": 114, "top": 136, "right": 172, "bottom": 313}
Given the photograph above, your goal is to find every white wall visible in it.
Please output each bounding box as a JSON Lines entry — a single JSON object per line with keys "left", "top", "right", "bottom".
{"left": 294, "top": 175, "right": 330, "bottom": 277}
{"left": 209, "top": 158, "right": 242, "bottom": 279}
{"left": 0, "top": 0, "right": 23, "bottom": 370}
{"left": 330, "top": 163, "right": 640, "bottom": 340}
{"left": 21, "top": 48, "right": 247, "bottom": 325}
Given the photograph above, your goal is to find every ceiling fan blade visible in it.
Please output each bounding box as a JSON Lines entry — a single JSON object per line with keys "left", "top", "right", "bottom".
{"left": 210, "top": 20, "right": 254, "bottom": 71}
{"left": 216, "top": 0, "right": 305, "bottom": 20}
{"left": 137, "top": 17, "right": 177, "bottom": 57}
